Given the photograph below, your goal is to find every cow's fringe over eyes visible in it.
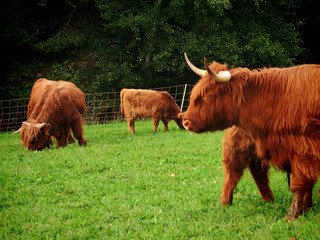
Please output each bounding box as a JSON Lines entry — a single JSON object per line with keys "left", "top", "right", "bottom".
{"left": 21, "top": 125, "right": 41, "bottom": 143}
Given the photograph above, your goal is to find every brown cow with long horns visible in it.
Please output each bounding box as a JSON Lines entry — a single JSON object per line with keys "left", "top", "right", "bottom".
{"left": 182, "top": 53, "right": 320, "bottom": 219}
{"left": 12, "top": 78, "right": 87, "bottom": 150}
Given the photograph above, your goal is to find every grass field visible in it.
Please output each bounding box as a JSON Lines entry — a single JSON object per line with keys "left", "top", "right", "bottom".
{"left": 1, "top": 120, "right": 320, "bottom": 239}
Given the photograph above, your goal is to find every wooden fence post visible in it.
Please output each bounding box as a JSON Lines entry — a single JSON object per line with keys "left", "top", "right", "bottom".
{"left": 180, "top": 84, "right": 188, "bottom": 111}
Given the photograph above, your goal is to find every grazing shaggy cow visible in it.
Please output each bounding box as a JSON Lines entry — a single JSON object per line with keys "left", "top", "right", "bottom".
{"left": 25, "top": 79, "right": 76, "bottom": 144}
{"left": 182, "top": 53, "right": 320, "bottom": 219}
{"left": 12, "top": 78, "right": 87, "bottom": 150}
{"left": 120, "top": 88, "right": 185, "bottom": 133}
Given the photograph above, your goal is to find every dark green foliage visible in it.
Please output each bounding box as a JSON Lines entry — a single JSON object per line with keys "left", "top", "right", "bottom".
{"left": 1, "top": 0, "right": 318, "bottom": 100}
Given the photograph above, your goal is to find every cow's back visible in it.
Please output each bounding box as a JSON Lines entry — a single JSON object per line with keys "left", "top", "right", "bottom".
{"left": 28, "top": 78, "right": 57, "bottom": 118}
{"left": 28, "top": 79, "right": 86, "bottom": 125}
{"left": 46, "top": 81, "right": 86, "bottom": 121}
{"left": 122, "top": 89, "right": 164, "bottom": 119}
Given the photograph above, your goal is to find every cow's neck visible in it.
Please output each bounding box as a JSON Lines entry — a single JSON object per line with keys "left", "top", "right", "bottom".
{"left": 236, "top": 72, "right": 289, "bottom": 138}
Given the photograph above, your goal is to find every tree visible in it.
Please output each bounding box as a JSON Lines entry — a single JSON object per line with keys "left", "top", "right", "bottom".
{"left": 93, "top": 0, "right": 301, "bottom": 89}
{"left": 0, "top": 0, "right": 313, "bottom": 100}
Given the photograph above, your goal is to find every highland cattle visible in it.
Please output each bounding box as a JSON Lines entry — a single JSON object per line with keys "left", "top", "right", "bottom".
{"left": 182, "top": 53, "right": 320, "bottom": 219}
{"left": 12, "top": 78, "right": 87, "bottom": 150}
{"left": 120, "top": 88, "right": 184, "bottom": 133}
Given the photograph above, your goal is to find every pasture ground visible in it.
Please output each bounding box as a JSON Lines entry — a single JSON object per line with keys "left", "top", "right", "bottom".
{"left": 1, "top": 120, "right": 320, "bottom": 239}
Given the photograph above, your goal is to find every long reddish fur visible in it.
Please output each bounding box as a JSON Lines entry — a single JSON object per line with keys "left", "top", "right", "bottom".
{"left": 120, "top": 88, "right": 184, "bottom": 133}
{"left": 20, "top": 78, "right": 87, "bottom": 150}
{"left": 184, "top": 62, "right": 320, "bottom": 219}
{"left": 221, "top": 126, "right": 275, "bottom": 205}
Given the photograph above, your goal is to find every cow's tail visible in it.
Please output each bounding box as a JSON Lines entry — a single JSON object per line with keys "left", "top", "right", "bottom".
{"left": 120, "top": 89, "right": 125, "bottom": 118}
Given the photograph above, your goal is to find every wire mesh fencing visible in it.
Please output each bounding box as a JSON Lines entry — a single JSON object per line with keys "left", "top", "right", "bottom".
{"left": 0, "top": 98, "right": 29, "bottom": 133}
{"left": 0, "top": 84, "right": 194, "bottom": 133}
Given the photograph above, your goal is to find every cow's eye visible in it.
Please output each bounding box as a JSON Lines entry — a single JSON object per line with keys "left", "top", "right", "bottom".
{"left": 203, "top": 95, "right": 214, "bottom": 101}
{"left": 193, "top": 96, "right": 202, "bottom": 106}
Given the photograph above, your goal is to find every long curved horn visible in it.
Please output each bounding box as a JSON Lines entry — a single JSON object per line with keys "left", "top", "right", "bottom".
{"left": 204, "top": 57, "right": 231, "bottom": 82}
{"left": 184, "top": 53, "right": 207, "bottom": 77}
{"left": 23, "top": 121, "right": 46, "bottom": 129}
{"left": 11, "top": 128, "right": 21, "bottom": 136}
{"left": 32, "top": 123, "right": 46, "bottom": 128}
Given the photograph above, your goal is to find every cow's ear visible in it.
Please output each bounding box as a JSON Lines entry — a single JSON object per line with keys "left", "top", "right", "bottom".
{"left": 42, "top": 123, "right": 51, "bottom": 137}
{"left": 177, "top": 112, "right": 184, "bottom": 121}
{"left": 230, "top": 68, "right": 250, "bottom": 82}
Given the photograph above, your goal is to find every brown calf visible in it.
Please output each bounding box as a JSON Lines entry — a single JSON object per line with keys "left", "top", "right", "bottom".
{"left": 223, "top": 126, "right": 292, "bottom": 205}
{"left": 222, "top": 126, "right": 274, "bottom": 205}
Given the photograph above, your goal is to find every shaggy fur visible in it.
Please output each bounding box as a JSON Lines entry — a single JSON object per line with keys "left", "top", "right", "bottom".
{"left": 120, "top": 88, "right": 185, "bottom": 133}
{"left": 183, "top": 61, "right": 320, "bottom": 219}
{"left": 20, "top": 78, "right": 87, "bottom": 150}
{"left": 222, "top": 126, "right": 292, "bottom": 205}
{"left": 222, "top": 126, "right": 274, "bottom": 205}
{"left": 26, "top": 78, "right": 75, "bottom": 144}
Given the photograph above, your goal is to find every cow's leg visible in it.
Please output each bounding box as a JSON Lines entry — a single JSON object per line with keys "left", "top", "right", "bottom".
{"left": 67, "top": 128, "right": 75, "bottom": 143}
{"left": 249, "top": 159, "right": 274, "bottom": 202}
{"left": 286, "top": 157, "right": 317, "bottom": 220}
{"left": 127, "top": 118, "right": 135, "bottom": 134}
{"left": 221, "top": 155, "right": 247, "bottom": 205}
{"left": 152, "top": 118, "right": 160, "bottom": 132}
{"left": 286, "top": 179, "right": 313, "bottom": 220}
{"left": 56, "top": 129, "right": 68, "bottom": 148}
{"left": 56, "top": 137, "right": 68, "bottom": 148}
{"left": 161, "top": 118, "right": 169, "bottom": 132}
{"left": 71, "top": 119, "right": 87, "bottom": 146}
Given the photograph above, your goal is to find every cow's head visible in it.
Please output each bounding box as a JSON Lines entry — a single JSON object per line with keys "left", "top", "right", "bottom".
{"left": 12, "top": 120, "right": 52, "bottom": 150}
{"left": 174, "top": 113, "right": 186, "bottom": 130}
{"left": 182, "top": 53, "right": 250, "bottom": 133}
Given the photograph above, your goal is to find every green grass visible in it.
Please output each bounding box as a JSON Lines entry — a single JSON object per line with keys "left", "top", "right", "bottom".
{"left": 1, "top": 120, "right": 320, "bottom": 239}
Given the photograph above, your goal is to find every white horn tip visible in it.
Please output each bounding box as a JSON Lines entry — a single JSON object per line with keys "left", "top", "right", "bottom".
{"left": 217, "top": 71, "right": 231, "bottom": 82}
{"left": 11, "top": 128, "right": 21, "bottom": 136}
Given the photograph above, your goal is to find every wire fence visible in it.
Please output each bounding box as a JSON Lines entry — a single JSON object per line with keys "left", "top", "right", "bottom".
{"left": 0, "top": 84, "right": 194, "bottom": 133}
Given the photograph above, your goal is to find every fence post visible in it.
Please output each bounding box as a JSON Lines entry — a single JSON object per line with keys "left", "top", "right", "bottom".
{"left": 180, "top": 84, "right": 188, "bottom": 111}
